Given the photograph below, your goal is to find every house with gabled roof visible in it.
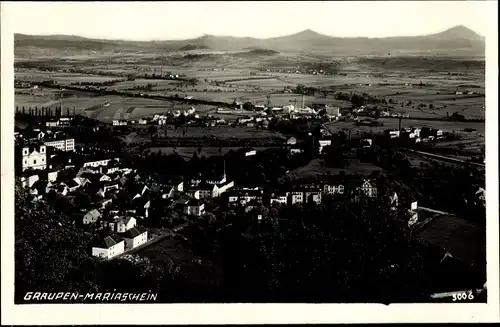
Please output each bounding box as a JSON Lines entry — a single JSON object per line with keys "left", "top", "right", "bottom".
{"left": 29, "top": 180, "right": 49, "bottom": 200}
{"left": 99, "top": 174, "right": 112, "bottom": 183}
{"left": 131, "top": 184, "right": 150, "bottom": 200}
{"left": 169, "top": 179, "right": 184, "bottom": 192}
{"left": 20, "top": 172, "right": 40, "bottom": 188}
{"left": 55, "top": 184, "right": 69, "bottom": 196}
{"left": 161, "top": 185, "right": 176, "bottom": 199}
{"left": 197, "top": 182, "right": 218, "bottom": 199}
{"left": 61, "top": 179, "right": 81, "bottom": 192}
{"left": 104, "top": 216, "right": 137, "bottom": 233}
{"left": 73, "top": 176, "right": 91, "bottom": 187}
{"left": 91, "top": 235, "right": 125, "bottom": 259}
{"left": 97, "top": 181, "right": 120, "bottom": 197}
{"left": 269, "top": 190, "right": 287, "bottom": 205}
{"left": 389, "top": 192, "right": 399, "bottom": 210}
{"left": 132, "top": 196, "right": 151, "bottom": 218}
{"left": 119, "top": 226, "right": 148, "bottom": 250}
{"left": 185, "top": 188, "right": 201, "bottom": 199}
{"left": 355, "top": 179, "right": 378, "bottom": 199}
{"left": 185, "top": 199, "right": 205, "bottom": 216}
{"left": 96, "top": 197, "right": 113, "bottom": 209}
{"left": 82, "top": 209, "right": 102, "bottom": 225}
{"left": 227, "top": 189, "right": 263, "bottom": 207}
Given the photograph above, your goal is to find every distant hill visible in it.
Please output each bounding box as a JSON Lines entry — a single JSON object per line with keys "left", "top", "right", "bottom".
{"left": 178, "top": 44, "right": 210, "bottom": 51}
{"left": 429, "top": 25, "right": 485, "bottom": 40}
{"left": 14, "top": 25, "right": 485, "bottom": 57}
{"left": 233, "top": 49, "right": 280, "bottom": 57}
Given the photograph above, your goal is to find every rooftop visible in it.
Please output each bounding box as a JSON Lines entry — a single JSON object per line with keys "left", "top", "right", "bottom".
{"left": 119, "top": 226, "right": 147, "bottom": 239}
{"left": 95, "top": 235, "right": 123, "bottom": 249}
{"left": 416, "top": 214, "right": 485, "bottom": 268}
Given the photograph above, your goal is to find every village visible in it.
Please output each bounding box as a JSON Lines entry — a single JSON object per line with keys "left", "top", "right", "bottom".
{"left": 14, "top": 97, "right": 485, "bottom": 283}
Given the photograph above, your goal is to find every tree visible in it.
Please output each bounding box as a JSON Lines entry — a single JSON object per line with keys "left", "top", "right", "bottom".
{"left": 148, "top": 125, "right": 158, "bottom": 140}
{"left": 15, "top": 185, "right": 100, "bottom": 301}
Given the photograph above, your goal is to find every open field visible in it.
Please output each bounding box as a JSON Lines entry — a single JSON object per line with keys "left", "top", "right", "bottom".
{"left": 15, "top": 71, "right": 121, "bottom": 83}
{"left": 15, "top": 91, "right": 215, "bottom": 122}
{"left": 288, "top": 158, "right": 384, "bottom": 179}
{"left": 14, "top": 52, "right": 485, "bottom": 123}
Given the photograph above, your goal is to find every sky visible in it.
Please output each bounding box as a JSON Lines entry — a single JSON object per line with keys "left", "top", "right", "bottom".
{"left": 3, "top": 1, "right": 494, "bottom": 41}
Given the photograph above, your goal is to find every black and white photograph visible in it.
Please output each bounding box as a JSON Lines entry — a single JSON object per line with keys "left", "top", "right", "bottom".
{"left": 1, "top": 0, "right": 498, "bottom": 324}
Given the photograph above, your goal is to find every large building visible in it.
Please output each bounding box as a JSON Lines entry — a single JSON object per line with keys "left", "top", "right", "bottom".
{"left": 19, "top": 144, "right": 47, "bottom": 171}
{"left": 44, "top": 135, "right": 75, "bottom": 152}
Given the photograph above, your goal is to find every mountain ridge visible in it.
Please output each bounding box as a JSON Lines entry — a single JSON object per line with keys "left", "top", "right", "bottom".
{"left": 14, "top": 25, "right": 485, "bottom": 56}
{"left": 15, "top": 25, "right": 484, "bottom": 43}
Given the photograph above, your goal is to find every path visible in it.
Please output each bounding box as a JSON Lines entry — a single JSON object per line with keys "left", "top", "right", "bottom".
{"left": 405, "top": 149, "right": 485, "bottom": 168}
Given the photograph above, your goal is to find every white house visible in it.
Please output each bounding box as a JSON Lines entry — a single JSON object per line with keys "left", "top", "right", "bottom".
{"left": 244, "top": 148, "right": 257, "bottom": 157}
{"left": 287, "top": 137, "right": 297, "bottom": 145}
{"left": 99, "top": 174, "right": 112, "bottom": 182}
{"left": 388, "top": 130, "right": 400, "bottom": 139}
{"left": 356, "top": 180, "right": 378, "bottom": 198}
{"left": 185, "top": 189, "right": 201, "bottom": 200}
{"left": 120, "top": 227, "right": 148, "bottom": 250}
{"left": 92, "top": 235, "right": 125, "bottom": 259}
{"left": 97, "top": 182, "right": 120, "bottom": 197}
{"left": 162, "top": 185, "right": 176, "bottom": 199}
{"left": 476, "top": 187, "right": 486, "bottom": 206}
{"left": 389, "top": 192, "right": 399, "bottom": 210}
{"left": 289, "top": 148, "right": 304, "bottom": 155}
{"left": 227, "top": 189, "right": 263, "bottom": 206}
{"left": 58, "top": 117, "right": 72, "bottom": 127}
{"left": 47, "top": 170, "right": 59, "bottom": 182}
{"left": 286, "top": 191, "right": 304, "bottom": 205}
{"left": 46, "top": 120, "right": 59, "bottom": 128}
{"left": 97, "top": 198, "right": 113, "bottom": 209}
{"left": 305, "top": 190, "right": 322, "bottom": 204}
{"left": 169, "top": 180, "right": 184, "bottom": 192}
{"left": 213, "top": 180, "right": 235, "bottom": 198}
{"left": 408, "top": 201, "right": 419, "bottom": 227}
{"left": 185, "top": 199, "right": 205, "bottom": 216}
{"left": 318, "top": 140, "right": 332, "bottom": 154}
{"left": 270, "top": 194, "right": 287, "bottom": 205}
{"left": 112, "top": 120, "right": 128, "bottom": 126}
{"left": 361, "top": 139, "right": 373, "bottom": 148}
{"left": 323, "top": 184, "right": 344, "bottom": 195}
{"left": 20, "top": 144, "right": 47, "bottom": 171}
{"left": 82, "top": 209, "right": 102, "bottom": 225}
{"left": 20, "top": 173, "right": 39, "bottom": 188}
{"left": 108, "top": 216, "right": 137, "bottom": 233}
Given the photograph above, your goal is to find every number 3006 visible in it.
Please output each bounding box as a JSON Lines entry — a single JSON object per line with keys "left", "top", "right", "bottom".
{"left": 452, "top": 291, "right": 474, "bottom": 301}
